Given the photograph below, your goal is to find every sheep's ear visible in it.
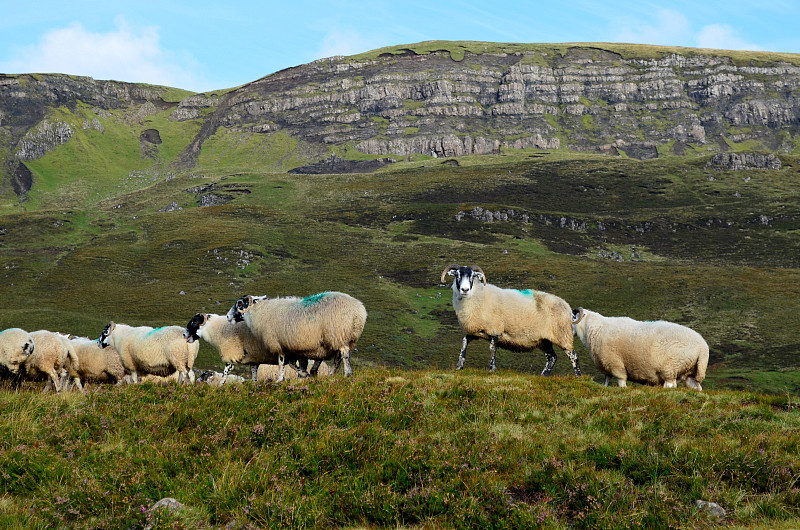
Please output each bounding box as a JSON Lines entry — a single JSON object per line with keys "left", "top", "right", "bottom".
{"left": 473, "top": 271, "right": 486, "bottom": 284}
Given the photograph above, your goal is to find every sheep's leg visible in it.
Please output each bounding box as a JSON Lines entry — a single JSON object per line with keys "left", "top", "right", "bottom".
{"left": 309, "top": 360, "right": 320, "bottom": 377}
{"left": 220, "top": 362, "right": 235, "bottom": 386}
{"left": 295, "top": 357, "right": 309, "bottom": 378}
{"left": 488, "top": 336, "right": 498, "bottom": 371}
{"left": 250, "top": 364, "right": 259, "bottom": 382}
{"left": 540, "top": 341, "right": 557, "bottom": 376}
{"left": 277, "top": 354, "right": 286, "bottom": 383}
{"left": 331, "top": 352, "right": 343, "bottom": 376}
{"left": 72, "top": 377, "right": 84, "bottom": 393}
{"left": 602, "top": 375, "right": 612, "bottom": 386}
{"left": 47, "top": 370, "right": 61, "bottom": 393}
{"left": 663, "top": 379, "right": 677, "bottom": 388}
{"left": 565, "top": 349, "right": 582, "bottom": 376}
{"left": 341, "top": 347, "right": 353, "bottom": 377}
{"left": 455, "top": 335, "right": 474, "bottom": 370}
{"left": 58, "top": 370, "right": 70, "bottom": 391}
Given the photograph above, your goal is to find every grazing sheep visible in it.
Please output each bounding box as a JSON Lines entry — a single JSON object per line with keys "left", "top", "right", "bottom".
{"left": 257, "top": 361, "right": 331, "bottom": 382}
{"left": 197, "top": 370, "right": 246, "bottom": 385}
{"left": 571, "top": 307, "right": 708, "bottom": 390}
{"left": 99, "top": 322, "right": 198, "bottom": 384}
{"left": 440, "top": 264, "right": 581, "bottom": 376}
{"left": 0, "top": 328, "right": 35, "bottom": 380}
{"left": 67, "top": 336, "right": 125, "bottom": 386}
{"left": 183, "top": 313, "right": 280, "bottom": 385}
{"left": 226, "top": 291, "right": 367, "bottom": 382}
{"left": 25, "top": 330, "right": 82, "bottom": 392}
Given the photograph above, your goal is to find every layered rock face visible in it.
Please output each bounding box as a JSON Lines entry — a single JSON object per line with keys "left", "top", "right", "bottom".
{"left": 2, "top": 44, "right": 800, "bottom": 193}
{"left": 176, "top": 46, "right": 800, "bottom": 160}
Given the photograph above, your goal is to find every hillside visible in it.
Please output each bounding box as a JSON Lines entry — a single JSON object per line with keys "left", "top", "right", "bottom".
{"left": 0, "top": 42, "right": 798, "bottom": 394}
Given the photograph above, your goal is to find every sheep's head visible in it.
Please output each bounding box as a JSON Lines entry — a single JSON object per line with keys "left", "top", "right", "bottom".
{"left": 1, "top": 329, "right": 34, "bottom": 374}
{"left": 571, "top": 308, "right": 586, "bottom": 335}
{"left": 98, "top": 322, "right": 115, "bottom": 349}
{"left": 183, "top": 313, "right": 208, "bottom": 343}
{"left": 441, "top": 264, "right": 486, "bottom": 298}
{"left": 226, "top": 295, "right": 261, "bottom": 323}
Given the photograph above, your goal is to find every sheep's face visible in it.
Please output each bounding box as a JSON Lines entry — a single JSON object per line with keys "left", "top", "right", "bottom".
{"left": 571, "top": 308, "right": 589, "bottom": 336}
{"left": 3, "top": 333, "right": 34, "bottom": 374}
{"left": 227, "top": 296, "right": 253, "bottom": 323}
{"left": 98, "top": 322, "right": 115, "bottom": 349}
{"left": 447, "top": 266, "right": 485, "bottom": 299}
{"left": 183, "top": 313, "right": 208, "bottom": 343}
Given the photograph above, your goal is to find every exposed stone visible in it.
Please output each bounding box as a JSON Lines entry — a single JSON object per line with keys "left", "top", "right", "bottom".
{"left": 695, "top": 500, "right": 726, "bottom": 520}
{"left": 706, "top": 152, "right": 782, "bottom": 170}
{"left": 158, "top": 202, "right": 182, "bottom": 212}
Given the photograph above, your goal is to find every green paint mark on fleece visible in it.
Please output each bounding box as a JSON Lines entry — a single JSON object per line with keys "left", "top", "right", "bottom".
{"left": 514, "top": 289, "right": 534, "bottom": 297}
{"left": 302, "top": 292, "right": 331, "bottom": 307}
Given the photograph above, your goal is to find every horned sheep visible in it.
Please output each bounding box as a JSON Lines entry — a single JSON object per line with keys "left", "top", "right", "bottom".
{"left": 571, "top": 307, "right": 708, "bottom": 390}
{"left": 183, "top": 313, "right": 280, "bottom": 384}
{"left": 25, "top": 330, "right": 82, "bottom": 392}
{"left": 226, "top": 291, "right": 367, "bottom": 383}
{"left": 440, "top": 264, "right": 581, "bottom": 376}
{"left": 99, "top": 322, "right": 199, "bottom": 384}
{"left": 0, "top": 328, "right": 35, "bottom": 380}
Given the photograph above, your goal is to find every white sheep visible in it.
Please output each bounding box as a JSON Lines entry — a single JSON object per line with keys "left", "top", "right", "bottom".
{"left": 183, "top": 313, "right": 280, "bottom": 385}
{"left": 226, "top": 291, "right": 367, "bottom": 382}
{"left": 98, "top": 322, "right": 199, "bottom": 384}
{"left": 67, "top": 336, "right": 126, "bottom": 387}
{"left": 25, "top": 330, "right": 82, "bottom": 392}
{"left": 571, "top": 307, "right": 709, "bottom": 390}
{"left": 0, "top": 328, "right": 35, "bottom": 380}
{"left": 441, "top": 264, "right": 581, "bottom": 376}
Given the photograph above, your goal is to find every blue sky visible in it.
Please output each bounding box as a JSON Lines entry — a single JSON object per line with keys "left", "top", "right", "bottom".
{"left": 1, "top": 0, "right": 798, "bottom": 93}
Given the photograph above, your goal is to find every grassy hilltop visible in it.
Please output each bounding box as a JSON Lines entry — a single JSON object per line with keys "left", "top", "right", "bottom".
{"left": 1, "top": 370, "right": 799, "bottom": 529}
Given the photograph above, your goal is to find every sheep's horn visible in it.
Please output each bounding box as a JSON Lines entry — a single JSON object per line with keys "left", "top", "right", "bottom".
{"left": 471, "top": 265, "right": 487, "bottom": 285}
{"left": 440, "top": 264, "right": 460, "bottom": 284}
{"left": 571, "top": 308, "right": 585, "bottom": 325}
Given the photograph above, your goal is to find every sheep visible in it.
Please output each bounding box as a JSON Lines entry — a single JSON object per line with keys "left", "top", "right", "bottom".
{"left": 571, "top": 307, "right": 708, "bottom": 390}
{"left": 25, "top": 330, "right": 82, "bottom": 392}
{"left": 98, "top": 322, "right": 199, "bottom": 384}
{"left": 183, "top": 313, "right": 280, "bottom": 385}
{"left": 257, "top": 361, "right": 331, "bottom": 382}
{"left": 440, "top": 264, "right": 581, "bottom": 376}
{"left": 67, "top": 336, "right": 125, "bottom": 387}
{"left": 226, "top": 291, "right": 367, "bottom": 383}
{"left": 0, "top": 328, "right": 35, "bottom": 381}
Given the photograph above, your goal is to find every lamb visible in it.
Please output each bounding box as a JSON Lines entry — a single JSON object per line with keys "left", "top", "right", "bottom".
{"left": 440, "top": 264, "right": 581, "bottom": 376}
{"left": 98, "top": 322, "right": 199, "bottom": 384}
{"left": 571, "top": 307, "right": 708, "bottom": 390}
{"left": 0, "top": 328, "right": 35, "bottom": 380}
{"left": 25, "top": 330, "right": 82, "bottom": 392}
{"left": 183, "top": 313, "right": 280, "bottom": 385}
{"left": 226, "top": 291, "right": 367, "bottom": 382}
{"left": 67, "top": 336, "right": 125, "bottom": 386}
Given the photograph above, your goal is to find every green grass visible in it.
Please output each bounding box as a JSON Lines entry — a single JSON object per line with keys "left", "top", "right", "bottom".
{"left": 0, "top": 370, "right": 798, "bottom": 529}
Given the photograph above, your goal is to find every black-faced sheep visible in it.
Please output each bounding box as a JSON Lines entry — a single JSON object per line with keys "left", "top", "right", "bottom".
{"left": 25, "top": 330, "right": 82, "bottom": 392}
{"left": 0, "top": 328, "right": 34, "bottom": 380}
{"left": 441, "top": 264, "right": 581, "bottom": 376}
{"left": 226, "top": 291, "right": 367, "bottom": 383}
{"left": 98, "top": 322, "right": 199, "bottom": 384}
{"left": 571, "top": 307, "right": 708, "bottom": 390}
{"left": 183, "top": 313, "right": 280, "bottom": 384}
{"left": 68, "top": 336, "right": 126, "bottom": 386}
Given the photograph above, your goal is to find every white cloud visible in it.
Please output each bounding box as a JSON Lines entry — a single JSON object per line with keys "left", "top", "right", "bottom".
{"left": 695, "top": 24, "right": 761, "bottom": 51}
{"left": 613, "top": 9, "right": 691, "bottom": 46}
{"left": 0, "top": 17, "right": 202, "bottom": 90}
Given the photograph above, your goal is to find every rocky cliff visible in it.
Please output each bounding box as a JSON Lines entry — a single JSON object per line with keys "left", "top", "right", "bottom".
{"left": 3, "top": 42, "right": 800, "bottom": 196}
